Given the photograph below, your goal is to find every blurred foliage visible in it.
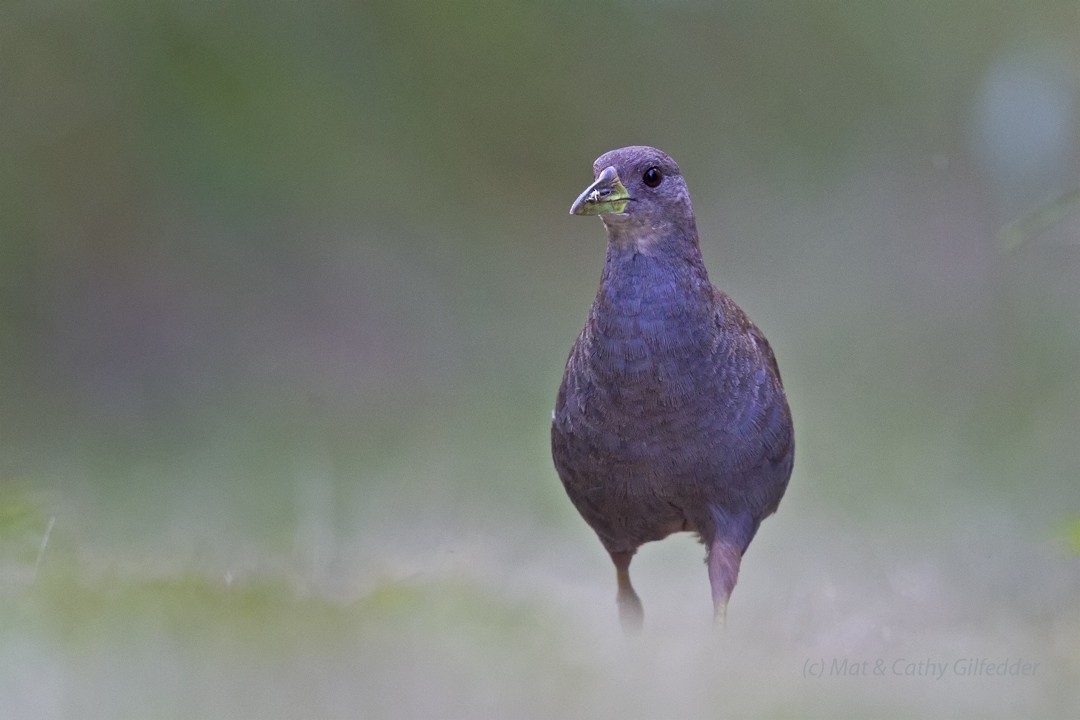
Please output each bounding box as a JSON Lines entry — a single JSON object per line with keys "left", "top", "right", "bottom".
{"left": 999, "top": 188, "right": 1080, "bottom": 250}
{"left": 2, "top": 1, "right": 1079, "bottom": 718}
{"left": 1065, "top": 516, "right": 1080, "bottom": 556}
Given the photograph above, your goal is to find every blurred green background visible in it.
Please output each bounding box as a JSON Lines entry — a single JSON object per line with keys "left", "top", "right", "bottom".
{"left": 2, "top": 1, "right": 1079, "bottom": 718}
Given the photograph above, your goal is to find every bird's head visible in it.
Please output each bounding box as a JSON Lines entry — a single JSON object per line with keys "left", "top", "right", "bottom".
{"left": 569, "top": 146, "right": 696, "bottom": 247}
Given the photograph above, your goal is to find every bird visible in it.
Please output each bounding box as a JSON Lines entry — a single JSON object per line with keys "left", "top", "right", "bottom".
{"left": 551, "top": 146, "right": 794, "bottom": 631}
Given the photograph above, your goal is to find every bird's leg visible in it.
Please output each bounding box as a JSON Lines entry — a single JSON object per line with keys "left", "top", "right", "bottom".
{"left": 609, "top": 550, "right": 644, "bottom": 633}
{"left": 706, "top": 538, "right": 742, "bottom": 628}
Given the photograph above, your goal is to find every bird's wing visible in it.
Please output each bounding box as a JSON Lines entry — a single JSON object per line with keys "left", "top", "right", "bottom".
{"left": 710, "top": 287, "right": 794, "bottom": 472}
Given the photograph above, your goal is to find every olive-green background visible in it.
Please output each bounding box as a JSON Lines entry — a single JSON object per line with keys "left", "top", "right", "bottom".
{"left": 3, "top": 2, "right": 1079, "bottom": 718}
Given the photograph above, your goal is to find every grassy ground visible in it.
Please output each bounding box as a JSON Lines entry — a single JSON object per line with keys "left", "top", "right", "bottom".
{"left": 3, "top": 393, "right": 1079, "bottom": 720}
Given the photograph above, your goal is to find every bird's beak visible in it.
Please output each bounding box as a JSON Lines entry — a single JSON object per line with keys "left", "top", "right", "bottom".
{"left": 569, "top": 166, "right": 631, "bottom": 216}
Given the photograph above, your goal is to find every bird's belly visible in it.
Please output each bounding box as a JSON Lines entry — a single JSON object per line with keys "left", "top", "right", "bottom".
{"left": 557, "top": 462, "right": 695, "bottom": 549}
{"left": 552, "top": 406, "right": 712, "bottom": 548}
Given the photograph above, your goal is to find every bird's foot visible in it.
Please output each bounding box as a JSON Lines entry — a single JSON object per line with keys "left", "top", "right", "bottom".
{"left": 712, "top": 597, "right": 728, "bottom": 629}
{"left": 617, "top": 592, "right": 644, "bottom": 635}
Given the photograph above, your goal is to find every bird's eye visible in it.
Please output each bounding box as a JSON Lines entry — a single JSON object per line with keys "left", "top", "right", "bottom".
{"left": 643, "top": 166, "right": 663, "bottom": 187}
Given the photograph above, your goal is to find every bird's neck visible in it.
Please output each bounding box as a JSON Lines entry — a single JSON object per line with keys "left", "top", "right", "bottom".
{"left": 598, "top": 229, "right": 712, "bottom": 301}
{"left": 589, "top": 241, "right": 716, "bottom": 345}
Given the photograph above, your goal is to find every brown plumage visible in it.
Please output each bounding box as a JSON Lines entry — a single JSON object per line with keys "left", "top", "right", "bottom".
{"left": 551, "top": 146, "right": 794, "bottom": 630}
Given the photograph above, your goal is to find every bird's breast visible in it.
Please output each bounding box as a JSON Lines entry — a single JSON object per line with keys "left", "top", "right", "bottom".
{"left": 587, "top": 264, "right": 714, "bottom": 397}
{"left": 559, "top": 280, "right": 720, "bottom": 457}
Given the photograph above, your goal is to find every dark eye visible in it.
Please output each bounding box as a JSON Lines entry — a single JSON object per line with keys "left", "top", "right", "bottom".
{"left": 643, "top": 166, "right": 662, "bottom": 187}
